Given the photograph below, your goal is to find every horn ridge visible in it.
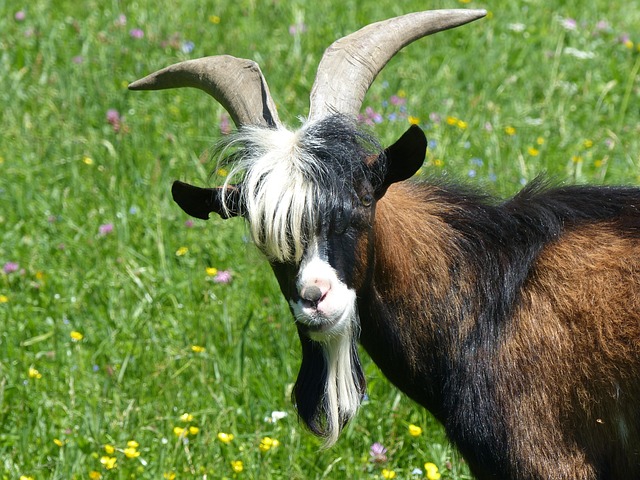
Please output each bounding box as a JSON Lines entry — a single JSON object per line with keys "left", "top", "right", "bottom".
{"left": 308, "top": 9, "right": 487, "bottom": 121}
{"left": 128, "top": 55, "right": 281, "bottom": 128}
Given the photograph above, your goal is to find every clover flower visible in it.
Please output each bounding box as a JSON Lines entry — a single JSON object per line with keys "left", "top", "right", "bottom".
{"left": 213, "top": 270, "right": 232, "bottom": 284}
{"left": 98, "top": 223, "right": 114, "bottom": 236}
{"left": 3, "top": 262, "right": 19, "bottom": 274}
{"left": 370, "top": 442, "right": 388, "bottom": 463}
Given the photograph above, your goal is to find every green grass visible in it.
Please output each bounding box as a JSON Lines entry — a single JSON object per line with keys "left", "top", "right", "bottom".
{"left": 1, "top": 0, "right": 639, "bottom": 478}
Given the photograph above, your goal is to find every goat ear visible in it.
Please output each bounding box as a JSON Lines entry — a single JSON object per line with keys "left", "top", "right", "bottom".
{"left": 171, "top": 180, "right": 242, "bottom": 219}
{"left": 375, "top": 124, "right": 427, "bottom": 198}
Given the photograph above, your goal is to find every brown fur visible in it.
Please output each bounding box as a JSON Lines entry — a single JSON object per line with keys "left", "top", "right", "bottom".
{"left": 358, "top": 182, "right": 640, "bottom": 479}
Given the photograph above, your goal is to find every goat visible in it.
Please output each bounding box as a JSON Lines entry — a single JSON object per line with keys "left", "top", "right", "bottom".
{"left": 129, "top": 9, "right": 640, "bottom": 479}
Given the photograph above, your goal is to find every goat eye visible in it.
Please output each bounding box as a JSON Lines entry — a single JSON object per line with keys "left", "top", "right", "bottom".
{"left": 360, "top": 193, "right": 374, "bottom": 207}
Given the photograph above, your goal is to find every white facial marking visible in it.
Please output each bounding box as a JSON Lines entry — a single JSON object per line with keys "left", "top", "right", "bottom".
{"left": 291, "top": 241, "right": 362, "bottom": 446}
{"left": 290, "top": 242, "right": 356, "bottom": 339}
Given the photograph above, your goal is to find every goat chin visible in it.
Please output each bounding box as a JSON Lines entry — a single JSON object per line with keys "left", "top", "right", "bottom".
{"left": 316, "top": 304, "right": 362, "bottom": 447}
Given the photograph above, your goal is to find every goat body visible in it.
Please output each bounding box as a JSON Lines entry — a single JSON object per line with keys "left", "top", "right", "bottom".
{"left": 364, "top": 179, "right": 640, "bottom": 478}
{"left": 130, "top": 7, "right": 640, "bottom": 478}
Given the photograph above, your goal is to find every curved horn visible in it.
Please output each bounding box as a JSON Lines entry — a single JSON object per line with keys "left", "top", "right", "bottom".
{"left": 129, "top": 55, "right": 281, "bottom": 128}
{"left": 308, "top": 9, "right": 487, "bottom": 121}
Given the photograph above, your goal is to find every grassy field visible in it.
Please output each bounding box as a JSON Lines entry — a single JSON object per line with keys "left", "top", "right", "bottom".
{"left": 1, "top": 0, "right": 639, "bottom": 478}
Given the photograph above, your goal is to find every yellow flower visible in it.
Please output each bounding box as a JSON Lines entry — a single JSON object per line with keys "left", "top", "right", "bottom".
{"left": 446, "top": 116, "right": 458, "bottom": 126}
{"left": 127, "top": 440, "right": 139, "bottom": 448}
{"left": 176, "top": 246, "right": 188, "bottom": 256}
{"left": 189, "top": 426, "right": 200, "bottom": 435}
{"left": 100, "top": 456, "right": 117, "bottom": 470}
{"left": 124, "top": 447, "right": 140, "bottom": 458}
{"left": 433, "top": 159, "right": 444, "bottom": 167}
{"left": 456, "top": 119, "right": 468, "bottom": 130}
{"left": 382, "top": 469, "right": 396, "bottom": 479}
{"left": 104, "top": 444, "right": 115, "bottom": 454}
{"left": 424, "top": 462, "right": 441, "bottom": 480}
{"left": 408, "top": 116, "right": 420, "bottom": 125}
{"left": 180, "top": 412, "right": 194, "bottom": 422}
{"left": 191, "top": 345, "right": 205, "bottom": 353}
{"left": 408, "top": 424, "right": 422, "bottom": 436}
{"left": 594, "top": 159, "right": 604, "bottom": 168}
{"left": 230, "top": 460, "right": 244, "bottom": 473}
{"left": 205, "top": 267, "right": 218, "bottom": 276}
{"left": 624, "top": 39, "right": 634, "bottom": 49}
{"left": 527, "top": 147, "right": 540, "bottom": 156}
{"left": 54, "top": 438, "right": 64, "bottom": 447}
{"left": 397, "top": 89, "right": 406, "bottom": 98}
{"left": 583, "top": 139, "right": 594, "bottom": 148}
{"left": 173, "top": 426, "right": 187, "bottom": 437}
{"left": 163, "top": 473, "right": 176, "bottom": 480}
{"left": 0, "top": 294, "right": 8, "bottom": 303}
{"left": 20, "top": 476, "right": 34, "bottom": 480}
{"left": 216, "top": 168, "right": 228, "bottom": 177}
{"left": 70, "top": 331, "right": 84, "bottom": 341}
{"left": 83, "top": 156, "right": 94, "bottom": 165}
{"left": 28, "top": 367, "right": 42, "bottom": 379}
{"left": 209, "top": 15, "right": 221, "bottom": 24}
{"left": 89, "top": 471, "right": 102, "bottom": 480}
{"left": 572, "top": 155, "right": 583, "bottom": 164}
{"left": 259, "top": 436, "right": 280, "bottom": 452}
{"left": 217, "top": 432, "right": 234, "bottom": 443}
{"left": 504, "top": 126, "right": 516, "bottom": 136}
{"left": 536, "top": 136, "right": 545, "bottom": 145}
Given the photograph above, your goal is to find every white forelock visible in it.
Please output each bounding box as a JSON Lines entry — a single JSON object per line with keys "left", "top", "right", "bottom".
{"left": 221, "top": 123, "right": 330, "bottom": 263}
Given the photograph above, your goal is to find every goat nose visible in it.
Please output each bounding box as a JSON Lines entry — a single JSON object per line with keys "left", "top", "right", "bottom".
{"left": 301, "top": 285, "right": 324, "bottom": 303}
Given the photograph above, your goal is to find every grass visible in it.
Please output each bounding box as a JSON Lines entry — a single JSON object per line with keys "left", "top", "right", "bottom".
{"left": 1, "top": 0, "right": 639, "bottom": 478}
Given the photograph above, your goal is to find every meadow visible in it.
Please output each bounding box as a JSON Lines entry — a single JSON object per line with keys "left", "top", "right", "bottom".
{"left": 1, "top": 0, "right": 639, "bottom": 478}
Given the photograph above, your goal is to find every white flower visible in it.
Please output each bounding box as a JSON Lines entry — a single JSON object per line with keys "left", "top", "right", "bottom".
{"left": 564, "top": 47, "right": 595, "bottom": 59}
{"left": 264, "top": 410, "right": 288, "bottom": 423}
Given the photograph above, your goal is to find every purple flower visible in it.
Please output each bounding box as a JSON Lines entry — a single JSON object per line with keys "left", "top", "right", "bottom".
{"left": 561, "top": 18, "right": 577, "bottom": 31}
{"left": 115, "top": 14, "right": 127, "bottom": 27}
{"left": 129, "top": 28, "right": 144, "bottom": 39}
{"left": 3, "top": 262, "right": 19, "bottom": 274}
{"left": 106, "top": 109, "right": 120, "bottom": 123}
{"left": 214, "top": 270, "right": 232, "bottom": 284}
{"left": 98, "top": 223, "right": 114, "bottom": 236}
{"left": 72, "top": 56, "right": 84, "bottom": 64}
{"left": 219, "top": 113, "right": 232, "bottom": 135}
{"left": 106, "top": 109, "right": 121, "bottom": 132}
{"left": 185, "top": 219, "right": 194, "bottom": 228}
{"left": 15, "top": 10, "right": 26, "bottom": 21}
{"left": 390, "top": 95, "right": 406, "bottom": 106}
{"left": 181, "top": 41, "right": 195, "bottom": 54}
{"left": 289, "top": 23, "right": 306, "bottom": 35}
{"left": 369, "top": 442, "right": 388, "bottom": 463}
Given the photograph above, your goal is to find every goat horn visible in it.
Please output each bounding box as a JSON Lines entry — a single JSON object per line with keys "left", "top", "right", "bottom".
{"left": 128, "top": 55, "right": 281, "bottom": 129}
{"left": 308, "top": 9, "right": 487, "bottom": 121}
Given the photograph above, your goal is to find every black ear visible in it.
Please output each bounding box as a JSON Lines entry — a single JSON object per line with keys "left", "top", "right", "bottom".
{"left": 375, "top": 124, "right": 427, "bottom": 198}
{"left": 171, "top": 180, "right": 242, "bottom": 220}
